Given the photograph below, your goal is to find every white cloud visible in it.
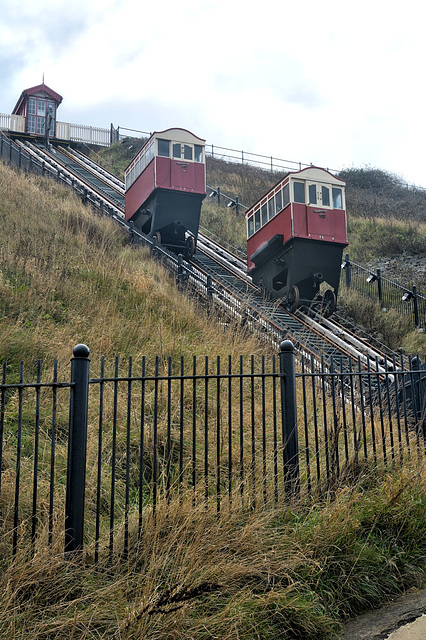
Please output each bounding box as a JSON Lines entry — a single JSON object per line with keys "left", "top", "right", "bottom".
{"left": 1, "top": 0, "right": 425, "bottom": 186}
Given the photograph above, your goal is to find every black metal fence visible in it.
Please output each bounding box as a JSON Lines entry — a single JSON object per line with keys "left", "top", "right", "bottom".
{"left": 1, "top": 343, "right": 425, "bottom": 562}
{"left": 341, "top": 253, "right": 426, "bottom": 329}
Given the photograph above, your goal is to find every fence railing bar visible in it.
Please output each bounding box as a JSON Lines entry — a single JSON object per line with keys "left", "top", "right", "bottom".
{"left": 261, "top": 356, "right": 267, "bottom": 508}
{"left": 0, "top": 362, "right": 7, "bottom": 508}
{"left": 108, "top": 357, "right": 119, "bottom": 562}
{"left": 228, "top": 355, "right": 233, "bottom": 506}
{"left": 179, "top": 356, "right": 185, "bottom": 501}
{"left": 204, "top": 356, "right": 209, "bottom": 507}
{"left": 250, "top": 355, "right": 256, "bottom": 509}
{"left": 95, "top": 357, "right": 105, "bottom": 564}
{"left": 167, "top": 357, "right": 173, "bottom": 504}
{"left": 192, "top": 356, "right": 197, "bottom": 506}
{"left": 31, "top": 360, "right": 41, "bottom": 555}
{"left": 124, "top": 357, "right": 132, "bottom": 559}
{"left": 239, "top": 355, "right": 244, "bottom": 507}
{"left": 13, "top": 362, "right": 24, "bottom": 556}
{"left": 48, "top": 360, "right": 58, "bottom": 548}
{"left": 216, "top": 356, "right": 221, "bottom": 515}
{"left": 138, "top": 357, "right": 146, "bottom": 541}
{"left": 271, "top": 355, "right": 279, "bottom": 504}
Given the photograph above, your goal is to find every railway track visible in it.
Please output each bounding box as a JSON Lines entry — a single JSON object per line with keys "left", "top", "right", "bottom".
{"left": 16, "top": 138, "right": 399, "bottom": 372}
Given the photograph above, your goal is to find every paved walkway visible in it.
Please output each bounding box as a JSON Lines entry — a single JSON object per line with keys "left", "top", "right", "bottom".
{"left": 387, "top": 614, "right": 426, "bottom": 639}
{"left": 340, "top": 588, "right": 426, "bottom": 640}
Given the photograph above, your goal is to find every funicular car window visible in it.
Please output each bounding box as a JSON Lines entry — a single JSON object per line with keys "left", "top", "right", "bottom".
{"left": 275, "top": 190, "right": 282, "bottom": 212}
{"left": 308, "top": 184, "right": 317, "bottom": 204}
{"left": 158, "top": 139, "right": 170, "bottom": 157}
{"left": 268, "top": 198, "right": 275, "bottom": 220}
{"left": 293, "top": 181, "right": 305, "bottom": 203}
{"left": 322, "top": 186, "right": 330, "bottom": 206}
{"left": 194, "top": 145, "right": 203, "bottom": 162}
{"left": 332, "top": 188, "right": 343, "bottom": 208}
{"left": 261, "top": 203, "right": 268, "bottom": 225}
{"left": 173, "top": 143, "right": 181, "bottom": 158}
{"left": 184, "top": 145, "right": 193, "bottom": 160}
{"left": 255, "top": 210, "right": 261, "bottom": 231}
{"left": 248, "top": 216, "right": 254, "bottom": 237}
{"left": 282, "top": 184, "right": 290, "bottom": 207}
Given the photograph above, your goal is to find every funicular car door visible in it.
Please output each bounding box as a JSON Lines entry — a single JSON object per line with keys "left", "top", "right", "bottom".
{"left": 170, "top": 143, "right": 195, "bottom": 190}
{"left": 306, "top": 181, "right": 336, "bottom": 240}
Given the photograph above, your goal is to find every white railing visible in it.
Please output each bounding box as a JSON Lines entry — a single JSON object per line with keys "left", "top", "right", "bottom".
{"left": 0, "top": 113, "right": 10, "bottom": 130}
{"left": 1, "top": 113, "right": 110, "bottom": 146}
{"left": 68, "top": 123, "right": 110, "bottom": 146}
{"left": 56, "top": 121, "right": 70, "bottom": 140}
{"left": 0, "top": 113, "right": 25, "bottom": 132}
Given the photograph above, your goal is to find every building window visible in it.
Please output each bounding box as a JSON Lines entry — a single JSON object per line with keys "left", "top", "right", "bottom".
{"left": 26, "top": 97, "right": 56, "bottom": 136}
{"left": 36, "top": 117, "right": 45, "bottom": 135}
{"left": 27, "top": 115, "right": 36, "bottom": 133}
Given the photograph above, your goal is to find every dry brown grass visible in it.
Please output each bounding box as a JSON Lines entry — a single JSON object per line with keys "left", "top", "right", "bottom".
{"left": 2, "top": 463, "right": 426, "bottom": 639}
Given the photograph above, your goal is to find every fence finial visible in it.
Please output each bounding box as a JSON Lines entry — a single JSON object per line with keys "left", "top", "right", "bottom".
{"left": 73, "top": 344, "right": 90, "bottom": 358}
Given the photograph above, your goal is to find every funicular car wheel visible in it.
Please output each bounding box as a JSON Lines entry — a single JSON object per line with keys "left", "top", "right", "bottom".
{"left": 286, "top": 285, "right": 300, "bottom": 313}
{"left": 322, "top": 289, "right": 336, "bottom": 318}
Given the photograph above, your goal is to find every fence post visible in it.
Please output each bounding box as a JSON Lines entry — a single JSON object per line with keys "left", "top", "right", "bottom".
{"left": 413, "top": 285, "right": 419, "bottom": 328}
{"left": 344, "top": 253, "right": 351, "bottom": 288}
{"left": 65, "top": 344, "right": 90, "bottom": 553}
{"left": 377, "top": 268, "right": 383, "bottom": 307}
{"left": 207, "top": 275, "right": 214, "bottom": 301}
{"left": 177, "top": 253, "right": 184, "bottom": 286}
{"left": 279, "top": 340, "right": 299, "bottom": 497}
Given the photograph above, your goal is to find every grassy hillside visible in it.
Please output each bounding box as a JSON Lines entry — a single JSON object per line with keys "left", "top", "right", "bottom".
{"left": 0, "top": 161, "right": 263, "bottom": 371}
{"left": 1, "top": 156, "right": 426, "bottom": 638}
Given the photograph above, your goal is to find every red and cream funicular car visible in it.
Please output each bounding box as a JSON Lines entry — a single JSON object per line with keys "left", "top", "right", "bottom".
{"left": 124, "top": 128, "right": 206, "bottom": 258}
{"left": 246, "top": 166, "right": 348, "bottom": 316}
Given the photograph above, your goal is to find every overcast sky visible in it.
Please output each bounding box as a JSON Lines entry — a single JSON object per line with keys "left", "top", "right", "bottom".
{"left": 2, "top": 0, "right": 425, "bottom": 188}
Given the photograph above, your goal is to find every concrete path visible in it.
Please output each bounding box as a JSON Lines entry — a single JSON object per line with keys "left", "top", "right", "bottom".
{"left": 340, "top": 588, "right": 426, "bottom": 640}
{"left": 387, "top": 614, "right": 426, "bottom": 639}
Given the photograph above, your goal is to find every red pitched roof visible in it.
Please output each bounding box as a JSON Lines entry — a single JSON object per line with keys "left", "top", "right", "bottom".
{"left": 12, "top": 83, "right": 63, "bottom": 114}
